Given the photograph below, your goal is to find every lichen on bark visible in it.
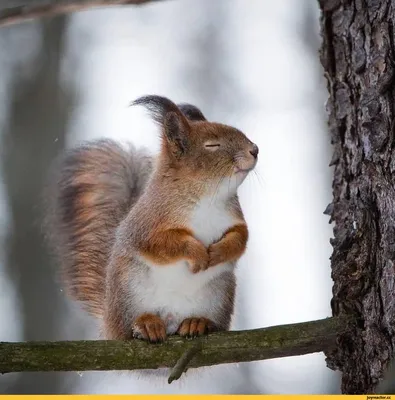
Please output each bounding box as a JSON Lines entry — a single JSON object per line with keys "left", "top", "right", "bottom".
{"left": 0, "top": 317, "right": 346, "bottom": 375}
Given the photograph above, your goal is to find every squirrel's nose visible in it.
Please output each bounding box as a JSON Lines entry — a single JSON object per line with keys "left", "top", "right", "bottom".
{"left": 249, "top": 144, "right": 259, "bottom": 159}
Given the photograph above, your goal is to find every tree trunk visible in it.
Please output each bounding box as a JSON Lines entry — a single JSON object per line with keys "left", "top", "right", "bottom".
{"left": 1, "top": 16, "right": 77, "bottom": 393}
{"left": 320, "top": 0, "right": 395, "bottom": 394}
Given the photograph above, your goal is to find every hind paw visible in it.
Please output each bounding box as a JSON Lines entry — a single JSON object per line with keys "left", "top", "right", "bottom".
{"left": 132, "top": 313, "right": 167, "bottom": 343}
{"left": 177, "top": 317, "right": 217, "bottom": 338}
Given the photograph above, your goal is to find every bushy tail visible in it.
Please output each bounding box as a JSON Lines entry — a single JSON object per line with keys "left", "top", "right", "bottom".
{"left": 44, "top": 139, "right": 152, "bottom": 317}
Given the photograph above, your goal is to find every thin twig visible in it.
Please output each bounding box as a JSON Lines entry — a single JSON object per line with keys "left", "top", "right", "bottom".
{"left": 168, "top": 341, "right": 203, "bottom": 384}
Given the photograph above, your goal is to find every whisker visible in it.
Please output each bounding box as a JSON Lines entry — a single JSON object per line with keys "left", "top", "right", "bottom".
{"left": 253, "top": 169, "right": 265, "bottom": 188}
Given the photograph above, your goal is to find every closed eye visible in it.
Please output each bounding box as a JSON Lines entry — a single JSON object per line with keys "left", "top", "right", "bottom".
{"left": 204, "top": 142, "right": 221, "bottom": 151}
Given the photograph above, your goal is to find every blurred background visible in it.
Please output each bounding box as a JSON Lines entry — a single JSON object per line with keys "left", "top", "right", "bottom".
{"left": 0, "top": 0, "right": 339, "bottom": 394}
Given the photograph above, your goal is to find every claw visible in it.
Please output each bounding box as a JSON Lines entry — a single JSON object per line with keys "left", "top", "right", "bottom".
{"left": 132, "top": 314, "right": 167, "bottom": 343}
{"left": 177, "top": 317, "right": 217, "bottom": 338}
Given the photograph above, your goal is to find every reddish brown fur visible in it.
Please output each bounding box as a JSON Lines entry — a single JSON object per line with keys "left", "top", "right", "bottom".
{"left": 208, "top": 223, "right": 249, "bottom": 267}
{"left": 132, "top": 313, "right": 167, "bottom": 343}
{"left": 159, "top": 120, "right": 251, "bottom": 182}
{"left": 102, "top": 252, "right": 132, "bottom": 339}
{"left": 46, "top": 95, "right": 257, "bottom": 341}
{"left": 139, "top": 227, "right": 209, "bottom": 273}
{"left": 45, "top": 140, "right": 152, "bottom": 317}
{"left": 177, "top": 317, "right": 217, "bottom": 337}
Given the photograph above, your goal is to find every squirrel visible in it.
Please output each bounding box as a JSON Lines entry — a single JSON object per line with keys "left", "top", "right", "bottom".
{"left": 45, "top": 95, "right": 258, "bottom": 343}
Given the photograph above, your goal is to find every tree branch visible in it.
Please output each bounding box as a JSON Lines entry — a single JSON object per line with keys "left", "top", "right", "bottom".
{"left": 0, "top": 316, "right": 350, "bottom": 377}
{"left": 0, "top": 0, "right": 165, "bottom": 27}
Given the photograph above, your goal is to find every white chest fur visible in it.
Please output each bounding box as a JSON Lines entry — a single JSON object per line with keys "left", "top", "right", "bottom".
{"left": 133, "top": 192, "right": 236, "bottom": 334}
{"left": 189, "top": 194, "right": 234, "bottom": 246}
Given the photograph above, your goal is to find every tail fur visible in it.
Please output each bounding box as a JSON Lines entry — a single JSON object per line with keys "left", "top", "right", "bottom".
{"left": 44, "top": 139, "right": 152, "bottom": 317}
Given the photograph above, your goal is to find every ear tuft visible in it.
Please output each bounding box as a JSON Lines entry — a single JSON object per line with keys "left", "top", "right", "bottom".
{"left": 177, "top": 103, "right": 207, "bottom": 121}
{"left": 131, "top": 95, "right": 181, "bottom": 125}
{"left": 131, "top": 95, "right": 190, "bottom": 158}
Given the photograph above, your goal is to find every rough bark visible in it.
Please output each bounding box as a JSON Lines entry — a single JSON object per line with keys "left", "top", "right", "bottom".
{"left": 0, "top": 317, "right": 348, "bottom": 375}
{"left": 319, "top": 0, "right": 395, "bottom": 394}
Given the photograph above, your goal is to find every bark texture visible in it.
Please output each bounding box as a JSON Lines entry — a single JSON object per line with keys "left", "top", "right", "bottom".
{"left": 320, "top": 0, "right": 395, "bottom": 394}
{"left": 0, "top": 317, "right": 347, "bottom": 375}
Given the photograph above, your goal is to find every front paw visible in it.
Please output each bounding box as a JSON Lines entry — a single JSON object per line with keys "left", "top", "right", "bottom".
{"left": 208, "top": 243, "right": 226, "bottom": 267}
{"left": 132, "top": 313, "right": 167, "bottom": 343}
{"left": 188, "top": 249, "right": 209, "bottom": 274}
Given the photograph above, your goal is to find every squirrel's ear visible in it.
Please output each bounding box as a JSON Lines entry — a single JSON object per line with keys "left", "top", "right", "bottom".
{"left": 163, "top": 111, "right": 189, "bottom": 156}
{"left": 131, "top": 95, "right": 190, "bottom": 157}
{"left": 177, "top": 103, "right": 207, "bottom": 121}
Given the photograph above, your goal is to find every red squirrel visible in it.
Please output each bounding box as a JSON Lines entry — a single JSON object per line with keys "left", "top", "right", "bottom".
{"left": 46, "top": 95, "right": 258, "bottom": 342}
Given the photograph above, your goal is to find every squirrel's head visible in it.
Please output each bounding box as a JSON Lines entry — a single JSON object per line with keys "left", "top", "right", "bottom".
{"left": 132, "top": 95, "right": 258, "bottom": 195}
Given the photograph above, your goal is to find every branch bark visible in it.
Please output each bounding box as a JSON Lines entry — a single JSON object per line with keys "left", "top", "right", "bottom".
{"left": 0, "top": 316, "right": 349, "bottom": 376}
{"left": 0, "top": 0, "right": 164, "bottom": 27}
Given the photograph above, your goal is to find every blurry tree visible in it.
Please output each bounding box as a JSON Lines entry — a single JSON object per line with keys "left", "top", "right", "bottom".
{"left": 0, "top": 16, "right": 78, "bottom": 393}
{"left": 183, "top": 0, "right": 245, "bottom": 121}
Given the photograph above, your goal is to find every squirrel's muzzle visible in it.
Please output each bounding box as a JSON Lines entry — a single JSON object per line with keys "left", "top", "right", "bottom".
{"left": 249, "top": 144, "right": 259, "bottom": 159}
